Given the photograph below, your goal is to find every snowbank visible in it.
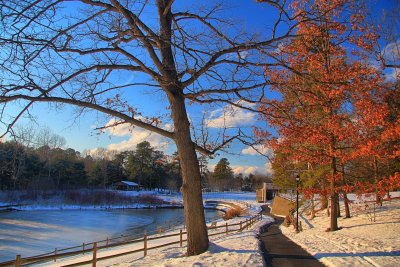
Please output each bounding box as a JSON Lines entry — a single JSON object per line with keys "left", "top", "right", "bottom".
{"left": 0, "top": 190, "right": 183, "bottom": 211}
{"left": 282, "top": 197, "right": 400, "bottom": 267}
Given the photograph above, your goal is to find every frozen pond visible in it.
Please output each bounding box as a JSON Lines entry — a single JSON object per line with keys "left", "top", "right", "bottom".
{"left": 0, "top": 208, "right": 221, "bottom": 262}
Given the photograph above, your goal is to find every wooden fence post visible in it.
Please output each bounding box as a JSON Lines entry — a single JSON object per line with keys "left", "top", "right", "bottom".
{"left": 54, "top": 248, "right": 57, "bottom": 262}
{"left": 180, "top": 229, "right": 183, "bottom": 247}
{"left": 144, "top": 231, "right": 148, "bottom": 257}
{"left": 106, "top": 237, "right": 109, "bottom": 246}
{"left": 82, "top": 243, "right": 85, "bottom": 254}
{"left": 15, "top": 254, "right": 21, "bottom": 267}
{"left": 92, "top": 242, "right": 97, "bottom": 267}
{"left": 226, "top": 222, "right": 228, "bottom": 235}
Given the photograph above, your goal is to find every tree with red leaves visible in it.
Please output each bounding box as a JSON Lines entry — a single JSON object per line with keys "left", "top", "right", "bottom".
{"left": 257, "top": 0, "right": 388, "bottom": 231}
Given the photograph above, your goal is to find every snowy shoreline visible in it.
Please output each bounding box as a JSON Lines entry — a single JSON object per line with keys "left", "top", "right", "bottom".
{"left": 0, "top": 203, "right": 184, "bottom": 212}
{"left": 0, "top": 190, "right": 259, "bottom": 212}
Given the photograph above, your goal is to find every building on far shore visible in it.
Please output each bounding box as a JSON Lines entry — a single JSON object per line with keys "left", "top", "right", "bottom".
{"left": 256, "top": 179, "right": 280, "bottom": 203}
{"left": 115, "top": 181, "right": 140, "bottom": 191}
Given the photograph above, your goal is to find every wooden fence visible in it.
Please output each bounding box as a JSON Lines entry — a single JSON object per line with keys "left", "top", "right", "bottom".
{"left": 0, "top": 213, "right": 263, "bottom": 267}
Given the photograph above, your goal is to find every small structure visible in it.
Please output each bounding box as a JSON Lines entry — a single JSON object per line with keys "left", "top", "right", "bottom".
{"left": 115, "top": 181, "right": 140, "bottom": 191}
{"left": 256, "top": 183, "right": 267, "bottom": 203}
{"left": 270, "top": 195, "right": 295, "bottom": 217}
{"left": 256, "top": 180, "right": 280, "bottom": 203}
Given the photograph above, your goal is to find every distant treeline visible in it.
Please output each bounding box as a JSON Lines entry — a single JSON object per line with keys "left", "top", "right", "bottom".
{"left": 0, "top": 138, "right": 267, "bottom": 191}
{"left": 0, "top": 139, "right": 180, "bottom": 191}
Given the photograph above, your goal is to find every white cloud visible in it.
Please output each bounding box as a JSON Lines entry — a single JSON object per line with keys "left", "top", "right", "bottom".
{"left": 239, "top": 51, "right": 249, "bottom": 59}
{"left": 231, "top": 161, "right": 273, "bottom": 176}
{"left": 241, "top": 145, "right": 274, "bottom": 157}
{"left": 206, "top": 103, "right": 256, "bottom": 128}
{"left": 275, "top": 42, "right": 285, "bottom": 54}
{"left": 265, "top": 161, "right": 273, "bottom": 175}
{"left": 90, "top": 118, "right": 171, "bottom": 153}
{"left": 107, "top": 128, "right": 170, "bottom": 152}
{"left": 383, "top": 40, "right": 400, "bottom": 64}
{"left": 208, "top": 164, "right": 261, "bottom": 175}
{"left": 105, "top": 120, "right": 132, "bottom": 137}
{"left": 385, "top": 68, "right": 400, "bottom": 82}
{"left": 232, "top": 165, "right": 259, "bottom": 175}
{"left": 382, "top": 40, "right": 400, "bottom": 82}
{"left": 225, "top": 51, "right": 249, "bottom": 60}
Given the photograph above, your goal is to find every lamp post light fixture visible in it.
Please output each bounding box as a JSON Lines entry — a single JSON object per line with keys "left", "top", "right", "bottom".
{"left": 296, "top": 174, "right": 300, "bottom": 233}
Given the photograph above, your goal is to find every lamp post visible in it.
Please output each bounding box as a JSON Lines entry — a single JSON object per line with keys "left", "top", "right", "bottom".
{"left": 296, "top": 174, "right": 300, "bottom": 233}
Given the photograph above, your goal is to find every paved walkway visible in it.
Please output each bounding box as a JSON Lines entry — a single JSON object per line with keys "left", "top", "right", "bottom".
{"left": 259, "top": 205, "right": 326, "bottom": 267}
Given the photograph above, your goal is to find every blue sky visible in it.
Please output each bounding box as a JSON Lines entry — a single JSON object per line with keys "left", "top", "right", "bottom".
{"left": 1, "top": 0, "right": 399, "bottom": 176}
{"left": 1, "top": 0, "right": 281, "bottom": 175}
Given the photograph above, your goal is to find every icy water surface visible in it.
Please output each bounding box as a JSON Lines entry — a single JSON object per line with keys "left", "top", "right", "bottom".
{"left": 0, "top": 208, "right": 221, "bottom": 262}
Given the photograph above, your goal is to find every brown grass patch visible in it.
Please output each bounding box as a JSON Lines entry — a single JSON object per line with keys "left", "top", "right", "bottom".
{"left": 223, "top": 206, "right": 244, "bottom": 220}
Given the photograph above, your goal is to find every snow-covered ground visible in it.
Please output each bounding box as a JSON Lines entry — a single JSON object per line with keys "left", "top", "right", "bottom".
{"left": 3, "top": 190, "right": 399, "bottom": 267}
{"left": 282, "top": 193, "right": 400, "bottom": 267}
{"left": 107, "top": 192, "right": 400, "bottom": 267}
{"left": 113, "top": 216, "right": 272, "bottom": 267}
{"left": 202, "top": 191, "right": 257, "bottom": 202}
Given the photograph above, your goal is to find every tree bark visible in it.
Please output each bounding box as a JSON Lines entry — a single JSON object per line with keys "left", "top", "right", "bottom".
{"left": 373, "top": 156, "right": 382, "bottom": 206}
{"left": 341, "top": 164, "right": 351, "bottom": 218}
{"left": 343, "top": 192, "right": 350, "bottom": 218}
{"left": 330, "top": 155, "right": 339, "bottom": 231}
{"left": 168, "top": 91, "right": 209, "bottom": 255}
{"left": 336, "top": 196, "right": 341, "bottom": 217}
{"left": 157, "top": 0, "right": 209, "bottom": 255}
{"left": 310, "top": 193, "right": 315, "bottom": 219}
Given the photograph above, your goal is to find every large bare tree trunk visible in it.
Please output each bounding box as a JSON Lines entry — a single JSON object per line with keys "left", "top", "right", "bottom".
{"left": 168, "top": 91, "right": 209, "bottom": 255}
{"left": 157, "top": 0, "right": 209, "bottom": 255}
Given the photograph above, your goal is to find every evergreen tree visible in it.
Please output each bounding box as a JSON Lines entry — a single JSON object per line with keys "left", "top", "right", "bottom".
{"left": 212, "top": 158, "right": 234, "bottom": 191}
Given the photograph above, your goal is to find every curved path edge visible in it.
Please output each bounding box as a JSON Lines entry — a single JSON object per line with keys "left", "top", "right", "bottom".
{"left": 258, "top": 205, "right": 326, "bottom": 267}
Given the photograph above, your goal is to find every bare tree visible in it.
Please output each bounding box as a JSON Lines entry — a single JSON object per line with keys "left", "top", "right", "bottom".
{"left": 0, "top": 0, "right": 297, "bottom": 255}
{"left": 372, "top": 0, "right": 400, "bottom": 70}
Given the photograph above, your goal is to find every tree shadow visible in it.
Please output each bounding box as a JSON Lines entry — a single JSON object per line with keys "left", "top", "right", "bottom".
{"left": 343, "top": 221, "right": 400, "bottom": 229}
{"left": 208, "top": 242, "right": 255, "bottom": 254}
{"left": 314, "top": 250, "right": 400, "bottom": 259}
{"left": 300, "top": 213, "right": 314, "bottom": 229}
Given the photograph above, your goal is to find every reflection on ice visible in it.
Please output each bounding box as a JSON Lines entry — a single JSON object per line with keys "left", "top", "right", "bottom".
{"left": 0, "top": 219, "right": 65, "bottom": 229}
